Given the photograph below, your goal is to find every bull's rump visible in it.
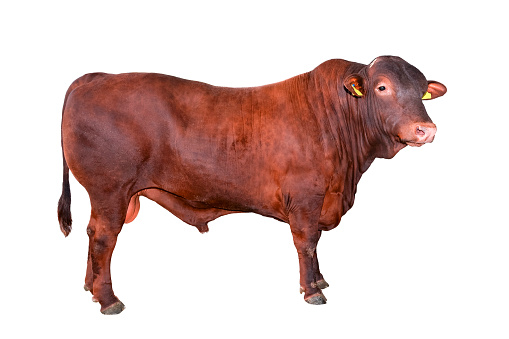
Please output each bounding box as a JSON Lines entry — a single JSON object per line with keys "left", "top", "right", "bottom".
{"left": 62, "top": 72, "right": 325, "bottom": 216}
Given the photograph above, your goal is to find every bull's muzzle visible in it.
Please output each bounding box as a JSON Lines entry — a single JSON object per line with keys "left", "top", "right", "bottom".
{"left": 405, "top": 123, "right": 437, "bottom": 147}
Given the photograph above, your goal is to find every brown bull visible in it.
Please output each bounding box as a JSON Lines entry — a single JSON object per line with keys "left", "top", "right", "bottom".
{"left": 58, "top": 56, "right": 446, "bottom": 314}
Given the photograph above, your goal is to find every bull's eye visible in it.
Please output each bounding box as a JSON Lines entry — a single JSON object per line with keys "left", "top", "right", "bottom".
{"left": 378, "top": 86, "right": 386, "bottom": 91}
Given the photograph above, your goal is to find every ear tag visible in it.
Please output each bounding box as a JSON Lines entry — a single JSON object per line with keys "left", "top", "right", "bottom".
{"left": 352, "top": 84, "right": 363, "bottom": 96}
{"left": 422, "top": 91, "right": 432, "bottom": 100}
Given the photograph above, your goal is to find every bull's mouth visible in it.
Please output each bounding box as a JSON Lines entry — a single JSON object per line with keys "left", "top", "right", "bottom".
{"left": 395, "top": 136, "right": 426, "bottom": 148}
{"left": 404, "top": 141, "right": 425, "bottom": 147}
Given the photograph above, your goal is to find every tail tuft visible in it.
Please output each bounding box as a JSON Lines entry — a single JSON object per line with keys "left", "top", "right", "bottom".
{"left": 58, "top": 160, "right": 72, "bottom": 237}
{"left": 58, "top": 196, "right": 72, "bottom": 237}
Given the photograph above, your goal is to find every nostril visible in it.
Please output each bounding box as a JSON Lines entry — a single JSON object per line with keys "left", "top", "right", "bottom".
{"left": 415, "top": 126, "right": 426, "bottom": 136}
{"left": 405, "top": 124, "right": 437, "bottom": 146}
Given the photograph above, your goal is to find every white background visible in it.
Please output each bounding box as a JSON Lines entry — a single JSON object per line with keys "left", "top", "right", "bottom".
{"left": 2, "top": 0, "right": 508, "bottom": 338}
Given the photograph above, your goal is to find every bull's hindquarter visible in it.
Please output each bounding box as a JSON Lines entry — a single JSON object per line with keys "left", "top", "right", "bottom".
{"left": 62, "top": 65, "right": 368, "bottom": 313}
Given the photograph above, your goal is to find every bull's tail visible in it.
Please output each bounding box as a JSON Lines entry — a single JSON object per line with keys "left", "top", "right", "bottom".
{"left": 58, "top": 79, "right": 77, "bottom": 237}
{"left": 58, "top": 151, "right": 72, "bottom": 237}
{"left": 58, "top": 73, "right": 107, "bottom": 237}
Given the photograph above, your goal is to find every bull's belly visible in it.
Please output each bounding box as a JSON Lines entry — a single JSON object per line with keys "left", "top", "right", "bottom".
{"left": 144, "top": 180, "right": 345, "bottom": 231}
{"left": 144, "top": 161, "right": 289, "bottom": 220}
{"left": 131, "top": 186, "right": 291, "bottom": 230}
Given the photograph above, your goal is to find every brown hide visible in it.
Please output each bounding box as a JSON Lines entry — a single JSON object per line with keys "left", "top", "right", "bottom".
{"left": 58, "top": 56, "right": 446, "bottom": 314}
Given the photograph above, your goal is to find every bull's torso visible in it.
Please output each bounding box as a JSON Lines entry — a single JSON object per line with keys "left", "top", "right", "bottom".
{"left": 63, "top": 72, "right": 354, "bottom": 229}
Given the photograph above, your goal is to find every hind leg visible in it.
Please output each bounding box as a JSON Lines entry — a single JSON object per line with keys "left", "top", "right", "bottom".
{"left": 85, "top": 195, "right": 128, "bottom": 314}
{"left": 87, "top": 214, "right": 125, "bottom": 314}
{"left": 84, "top": 230, "right": 101, "bottom": 303}
{"left": 85, "top": 191, "right": 141, "bottom": 298}
{"left": 84, "top": 238, "right": 94, "bottom": 294}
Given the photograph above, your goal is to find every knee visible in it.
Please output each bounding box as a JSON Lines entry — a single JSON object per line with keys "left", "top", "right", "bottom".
{"left": 92, "top": 235, "right": 115, "bottom": 255}
{"left": 305, "top": 247, "right": 316, "bottom": 258}
{"left": 93, "top": 236, "right": 107, "bottom": 254}
{"left": 87, "top": 226, "right": 95, "bottom": 236}
{"left": 295, "top": 244, "right": 316, "bottom": 258}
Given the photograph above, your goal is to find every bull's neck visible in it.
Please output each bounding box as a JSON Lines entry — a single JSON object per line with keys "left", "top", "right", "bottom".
{"left": 304, "top": 64, "right": 378, "bottom": 192}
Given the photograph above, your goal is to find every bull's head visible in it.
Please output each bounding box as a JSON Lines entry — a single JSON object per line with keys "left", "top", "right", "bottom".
{"left": 344, "top": 56, "right": 446, "bottom": 158}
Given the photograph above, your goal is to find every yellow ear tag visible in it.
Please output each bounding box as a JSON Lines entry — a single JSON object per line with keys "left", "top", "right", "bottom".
{"left": 422, "top": 91, "right": 432, "bottom": 100}
{"left": 352, "top": 84, "right": 363, "bottom": 96}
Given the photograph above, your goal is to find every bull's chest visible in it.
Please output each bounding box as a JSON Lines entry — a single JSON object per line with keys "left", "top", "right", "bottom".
{"left": 318, "top": 191, "right": 345, "bottom": 231}
{"left": 318, "top": 175, "right": 358, "bottom": 231}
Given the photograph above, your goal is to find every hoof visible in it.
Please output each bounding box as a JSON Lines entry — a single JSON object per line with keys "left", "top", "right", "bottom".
{"left": 316, "top": 279, "right": 329, "bottom": 290}
{"left": 305, "top": 293, "right": 327, "bottom": 305}
{"left": 101, "top": 301, "right": 126, "bottom": 315}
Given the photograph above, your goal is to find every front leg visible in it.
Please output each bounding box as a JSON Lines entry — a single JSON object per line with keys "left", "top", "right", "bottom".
{"left": 298, "top": 232, "right": 329, "bottom": 293}
{"left": 312, "top": 231, "right": 329, "bottom": 290}
{"left": 289, "top": 205, "right": 327, "bottom": 305}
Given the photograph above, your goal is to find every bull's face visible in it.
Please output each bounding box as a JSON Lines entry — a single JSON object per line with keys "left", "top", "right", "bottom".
{"left": 344, "top": 56, "right": 446, "bottom": 158}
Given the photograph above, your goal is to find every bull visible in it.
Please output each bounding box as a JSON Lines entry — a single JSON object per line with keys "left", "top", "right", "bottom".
{"left": 58, "top": 56, "right": 446, "bottom": 314}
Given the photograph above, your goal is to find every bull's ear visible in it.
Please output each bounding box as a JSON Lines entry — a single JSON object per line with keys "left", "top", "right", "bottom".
{"left": 423, "top": 81, "right": 447, "bottom": 100}
{"left": 344, "top": 74, "right": 365, "bottom": 97}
